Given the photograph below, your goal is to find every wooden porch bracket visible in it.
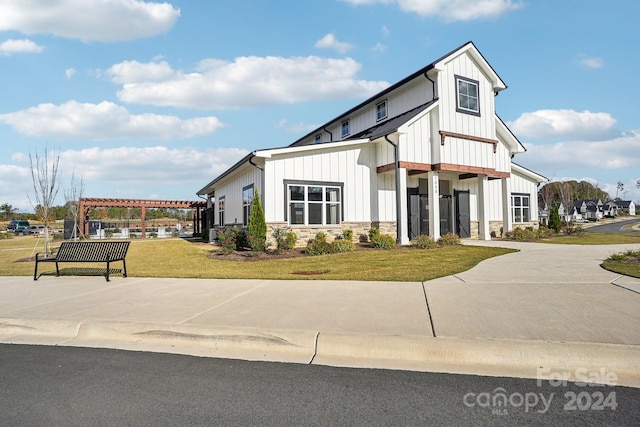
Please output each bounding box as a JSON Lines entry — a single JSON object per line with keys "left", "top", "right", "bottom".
{"left": 439, "top": 130, "right": 499, "bottom": 153}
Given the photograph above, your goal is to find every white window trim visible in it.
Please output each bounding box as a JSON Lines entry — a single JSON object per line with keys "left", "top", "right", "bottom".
{"left": 376, "top": 100, "right": 388, "bottom": 122}
{"left": 285, "top": 181, "right": 343, "bottom": 226}
{"left": 218, "top": 196, "right": 225, "bottom": 226}
{"left": 341, "top": 120, "right": 350, "bottom": 138}
{"left": 511, "top": 193, "right": 530, "bottom": 223}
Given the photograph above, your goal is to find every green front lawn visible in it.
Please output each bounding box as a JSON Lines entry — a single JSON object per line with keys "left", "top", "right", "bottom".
{"left": 540, "top": 232, "right": 640, "bottom": 245}
{"left": 1, "top": 236, "right": 515, "bottom": 282}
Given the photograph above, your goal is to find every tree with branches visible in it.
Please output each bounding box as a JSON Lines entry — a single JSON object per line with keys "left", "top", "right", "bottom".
{"left": 28, "top": 146, "right": 61, "bottom": 256}
{"left": 64, "top": 172, "right": 85, "bottom": 240}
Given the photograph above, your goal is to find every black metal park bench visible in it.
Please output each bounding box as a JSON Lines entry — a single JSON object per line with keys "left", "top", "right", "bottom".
{"left": 34, "top": 241, "right": 130, "bottom": 282}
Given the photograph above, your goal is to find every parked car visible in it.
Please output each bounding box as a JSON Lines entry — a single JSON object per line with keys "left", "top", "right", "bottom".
{"left": 573, "top": 218, "right": 589, "bottom": 223}
{"left": 29, "top": 225, "right": 45, "bottom": 235}
{"left": 6, "top": 220, "right": 30, "bottom": 234}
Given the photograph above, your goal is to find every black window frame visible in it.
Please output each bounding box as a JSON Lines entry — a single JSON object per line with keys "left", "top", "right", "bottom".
{"left": 511, "top": 193, "right": 530, "bottom": 223}
{"left": 455, "top": 75, "right": 481, "bottom": 117}
{"left": 283, "top": 180, "right": 344, "bottom": 226}
{"left": 242, "top": 184, "right": 254, "bottom": 226}
{"left": 218, "top": 196, "right": 225, "bottom": 226}
{"left": 376, "top": 100, "right": 387, "bottom": 122}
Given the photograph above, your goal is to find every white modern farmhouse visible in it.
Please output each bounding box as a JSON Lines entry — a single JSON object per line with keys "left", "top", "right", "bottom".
{"left": 197, "top": 41, "right": 546, "bottom": 245}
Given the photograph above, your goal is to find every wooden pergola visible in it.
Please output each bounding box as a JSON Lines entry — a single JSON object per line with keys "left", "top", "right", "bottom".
{"left": 78, "top": 197, "right": 207, "bottom": 239}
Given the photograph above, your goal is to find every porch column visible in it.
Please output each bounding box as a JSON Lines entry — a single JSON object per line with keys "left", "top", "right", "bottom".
{"left": 427, "top": 171, "right": 440, "bottom": 240}
{"left": 501, "top": 177, "right": 512, "bottom": 236}
{"left": 397, "top": 166, "right": 409, "bottom": 245}
{"left": 477, "top": 174, "right": 490, "bottom": 240}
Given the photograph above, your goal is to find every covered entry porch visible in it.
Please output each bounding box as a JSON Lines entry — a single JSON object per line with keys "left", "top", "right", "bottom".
{"left": 377, "top": 163, "right": 513, "bottom": 244}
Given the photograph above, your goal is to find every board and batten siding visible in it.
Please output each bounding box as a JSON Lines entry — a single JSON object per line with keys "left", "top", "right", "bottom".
{"left": 262, "top": 145, "right": 376, "bottom": 223}
{"left": 212, "top": 163, "right": 263, "bottom": 226}
{"left": 436, "top": 53, "right": 498, "bottom": 168}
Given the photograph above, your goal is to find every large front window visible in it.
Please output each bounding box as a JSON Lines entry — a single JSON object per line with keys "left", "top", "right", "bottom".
{"left": 287, "top": 183, "right": 342, "bottom": 225}
{"left": 512, "top": 194, "right": 530, "bottom": 223}
{"left": 456, "top": 75, "right": 480, "bottom": 116}
{"left": 243, "top": 185, "right": 253, "bottom": 226}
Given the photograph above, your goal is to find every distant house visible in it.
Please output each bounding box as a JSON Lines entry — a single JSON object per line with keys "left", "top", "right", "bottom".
{"left": 539, "top": 202, "right": 565, "bottom": 226}
{"left": 602, "top": 201, "right": 619, "bottom": 218}
{"left": 617, "top": 200, "right": 636, "bottom": 216}
{"left": 584, "top": 199, "right": 604, "bottom": 221}
{"left": 197, "top": 42, "right": 547, "bottom": 245}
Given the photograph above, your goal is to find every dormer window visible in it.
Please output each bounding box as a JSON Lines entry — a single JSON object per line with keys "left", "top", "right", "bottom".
{"left": 341, "top": 120, "right": 350, "bottom": 138}
{"left": 376, "top": 100, "right": 387, "bottom": 122}
{"left": 455, "top": 75, "right": 480, "bottom": 116}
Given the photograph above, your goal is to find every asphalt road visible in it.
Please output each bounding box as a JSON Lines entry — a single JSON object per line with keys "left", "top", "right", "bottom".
{"left": 1, "top": 345, "right": 638, "bottom": 426}
{"left": 585, "top": 217, "right": 640, "bottom": 234}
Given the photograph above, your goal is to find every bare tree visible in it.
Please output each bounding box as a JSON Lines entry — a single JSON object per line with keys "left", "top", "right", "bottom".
{"left": 558, "top": 181, "right": 575, "bottom": 223}
{"left": 28, "top": 146, "right": 61, "bottom": 256}
{"left": 64, "top": 171, "right": 85, "bottom": 241}
{"left": 616, "top": 181, "right": 624, "bottom": 199}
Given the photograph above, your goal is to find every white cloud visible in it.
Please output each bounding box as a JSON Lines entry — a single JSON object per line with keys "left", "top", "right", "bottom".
{"left": 65, "top": 68, "right": 76, "bottom": 78}
{"left": 106, "top": 56, "right": 390, "bottom": 110}
{"left": 577, "top": 54, "right": 604, "bottom": 69}
{"left": 518, "top": 131, "right": 640, "bottom": 177}
{"left": 0, "top": 0, "right": 180, "bottom": 42}
{"left": 508, "top": 109, "right": 618, "bottom": 141}
{"left": 0, "top": 146, "right": 249, "bottom": 210}
{"left": 340, "top": 0, "right": 523, "bottom": 21}
{"left": 314, "top": 33, "right": 354, "bottom": 54}
{"left": 0, "top": 101, "right": 223, "bottom": 140}
{"left": 372, "top": 42, "right": 386, "bottom": 53}
{"left": 59, "top": 146, "right": 248, "bottom": 183}
{"left": 0, "top": 38, "right": 44, "bottom": 55}
{"left": 276, "top": 119, "right": 321, "bottom": 134}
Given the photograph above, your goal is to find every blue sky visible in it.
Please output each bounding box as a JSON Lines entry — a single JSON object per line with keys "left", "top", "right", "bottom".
{"left": 1, "top": 0, "right": 639, "bottom": 212}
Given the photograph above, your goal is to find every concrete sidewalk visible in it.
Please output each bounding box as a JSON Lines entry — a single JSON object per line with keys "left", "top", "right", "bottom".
{"left": 1, "top": 240, "right": 640, "bottom": 387}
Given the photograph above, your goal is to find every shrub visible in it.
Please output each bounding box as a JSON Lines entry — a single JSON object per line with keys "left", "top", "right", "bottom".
{"left": 247, "top": 189, "right": 267, "bottom": 251}
{"left": 342, "top": 229, "right": 353, "bottom": 241}
{"left": 564, "top": 224, "right": 585, "bottom": 236}
{"left": 548, "top": 202, "right": 562, "bottom": 233}
{"left": 511, "top": 227, "right": 537, "bottom": 241}
{"left": 608, "top": 253, "right": 628, "bottom": 262}
{"left": 284, "top": 231, "right": 297, "bottom": 249}
{"left": 217, "top": 228, "right": 238, "bottom": 254}
{"left": 370, "top": 233, "right": 396, "bottom": 249}
{"left": 272, "top": 227, "right": 298, "bottom": 252}
{"left": 235, "top": 229, "right": 249, "bottom": 249}
{"left": 437, "top": 232, "right": 461, "bottom": 246}
{"left": 331, "top": 239, "right": 355, "bottom": 252}
{"left": 305, "top": 232, "right": 332, "bottom": 255}
{"left": 368, "top": 227, "right": 380, "bottom": 241}
{"left": 410, "top": 234, "right": 437, "bottom": 249}
{"left": 536, "top": 226, "right": 554, "bottom": 238}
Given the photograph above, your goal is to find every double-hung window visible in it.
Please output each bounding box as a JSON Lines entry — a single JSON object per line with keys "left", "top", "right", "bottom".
{"left": 456, "top": 75, "right": 480, "bottom": 116}
{"left": 341, "top": 120, "right": 350, "bottom": 138}
{"left": 511, "top": 194, "right": 530, "bottom": 223}
{"left": 242, "top": 185, "right": 253, "bottom": 226}
{"left": 376, "top": 100, "right": 387, "bottom": 122}
{"left": 218, "top": 196, "right": 225, "bottom": 226}
{"left": 287, "top": 182, "right": 342, "bottom": 226}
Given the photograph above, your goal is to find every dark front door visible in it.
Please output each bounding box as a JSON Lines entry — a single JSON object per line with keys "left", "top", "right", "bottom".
{"left": 439, "top": 196, "right": 452, "bottom": 235}
{"left": 455, "top": 190, "right": 471, "bottom": 238}
{"left": 408, "top": 189, "right": 429, "bottom": 238}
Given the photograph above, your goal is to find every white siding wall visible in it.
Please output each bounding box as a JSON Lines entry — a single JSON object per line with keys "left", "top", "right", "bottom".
{"left": 262, "top": 145, "right": 376, "bottom": 223}
{"left": 213, "top": 163, "right": 263, "bottom": 226}
{"left": 436, "top": 53, "right": 502, "bottom": 170}
{"left": 400, "top": 111, "right": 432, "bottom": 164}
{"left": 509, "top": 170, "right": 540, "bottom": 221}
{"left": 299, "top": 78, "right": 434, "bottom": 145}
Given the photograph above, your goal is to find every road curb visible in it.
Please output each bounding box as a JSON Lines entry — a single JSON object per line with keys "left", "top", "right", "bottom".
{"left": 2, "top": 317, "right": 639, "bottom": 388}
